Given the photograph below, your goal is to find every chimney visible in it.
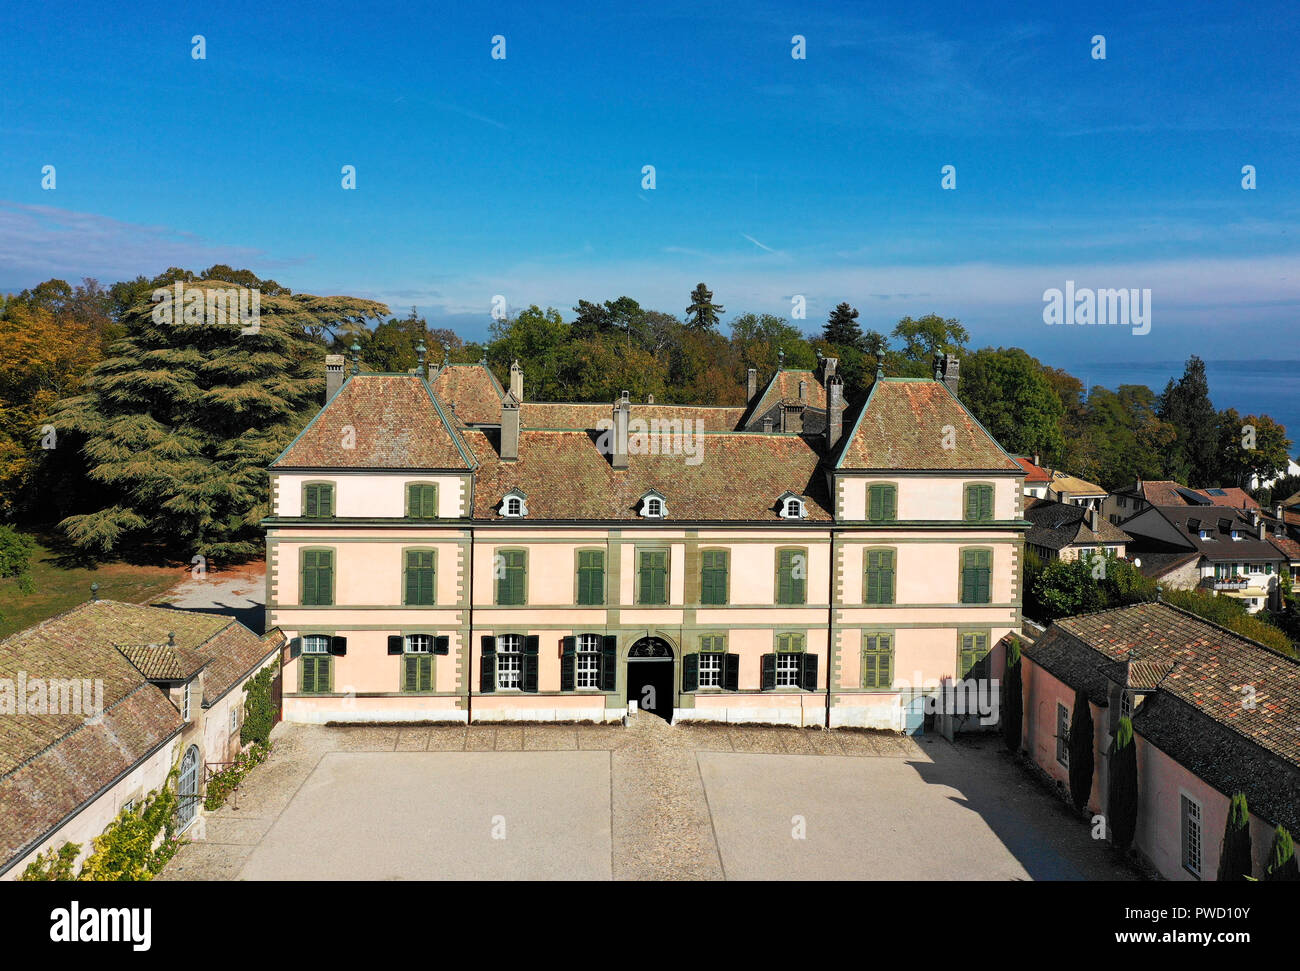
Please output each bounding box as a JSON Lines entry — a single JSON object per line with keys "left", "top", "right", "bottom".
{"left": 1058, "top": 489, "right": 1070, "bottom": 506}
{"left": 781, "top": 402, "right": 804, "bottom": 434}
{"left": 325, "top": 354, "right": 345, "bottom": 402}
{"left": 762, "top": 416, "right": 774, "bottom": 434}
{"left": 1088, "top": 507, "right": 1098, "bottom": 532}
{"left": 509, "top": 360, "right": 524, "bottom": 401}
{"left": 747, "top": 367, "right": 758, "bottom": 403}
{"left": 940, "top": 353, "right": 960, "bottom": 396}
{"left": 500, "top": 391, "right": 520, "bottom": 461}
{"left": 1249, "top": 508, "right": 1259, "bottom": 527}
{"left": 1033, "top": 453, "right": 1040, "bottom": 468}
{"left": 647, "top": 393, "right": 654, "bottom": 404}
{"left": 826, "top": 374, "right": 844, "bottom": 451}
{"left": 1259, "top": 519, "right": 1266, "bottom": 541}
{"left": 612, "top": 391, "right": 630, "bottom": 470}
{"left": 798, "top": 380, "right": 807, "bottom": 402}
{"left": 1276, "top": 503, "right": 1284, "bottom": 520}
{"left": 823, "top": 356, "right": 838, "bottom": 381}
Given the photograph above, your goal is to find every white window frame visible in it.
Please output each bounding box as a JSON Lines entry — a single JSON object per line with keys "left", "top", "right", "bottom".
{"left": 1181, "top": 792, "right": 1203, "bottom": 877}
{"left": 230, "top": 707, "right": 239, "bottom": 732}
{"left": 302, "top": 635, "right": 331, "bottom": 654}
{"left": 775, "top": 652, "right": 799, "bottom": 688}
{"left": 1056, "top": 702, "right": 1070, "bottom": 767}
{"left": 182, "top": 681, "right": 192, "bottom": 722}
{"left": 698, "top": 651, "right": 722, "bottom": 688}
{"left": 405, "top": 633, "right": 433, "bottom": 654}
{"left": 575, "top": 633, "right": 601, "bottom": 690}
{"left": 641, "top": 495, "right": 666, "bottom": 518}
{"left": 496, "top": 634, "right": 523, "bottom": 690}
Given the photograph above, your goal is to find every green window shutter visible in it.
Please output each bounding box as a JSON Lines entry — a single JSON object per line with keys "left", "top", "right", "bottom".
{"left": 479, "top": 635, "right": 496, "bottom": 693}
{"left": 868, "top": 485, "right": 896, "bottom": 522}
{"left": 961, "top": 550, "right": 991, "bottom": 604}
{"left": 420, "top": 655, "right": 433, "bottom": 691}
{"left": 560, "top": 637, "right": 576, "bottom": 691}
{"left": 321, "top": 485, "right": 333, "bottom": 518}
{"left": 577, "top": 551, "right": 604, "bottom": 605}
{"left": 302, "top": 550, "right": 334, "bottom": 606}
{"left": 405, "top": 551, "right": 435, "bottom": 605}
{"left": 800, "top": 653, "right": 818, "bottom": 691}
{"left": 965, "top": 485, "right": 993, "bottom": 522}
{"left": 521, "top": 635, "right": 540, "bottom": 692}
{"left": 407, "top": 484, "right": 438, "bottom": 519}
{"left": 868, "top": 485, "right": 881, "bottom": 521}
{"left": 403, "top": 655, "right": 418, "bottom": 693}
{"left": 301, "top": 656, "right": 315, "bottom": 693}
{"left": 722, "top": 653, "right": 740, "bottom": 691}
{"left": 304, "top": 485, "right": 318, "bottom": 518}
{"left": 885, "top": 486, "right": 896, "bottom": 520}
{"left": 760, "top": 654, "right": 777, "bottom": 691}
{"left": 682, "top": 653, "right": 699, "bottom": 692}
{"left": 640, "top": 551, "right": 667, "bottom": 605}
{"left": 777, "top": 550, "right": 806, "bottom": 605}
{"left": 979, "top": 486, "right": 993, "bottom": 520}
{"left": 865, "top": 550, "right": 895, "bottom": 605}
{"left": 497, "top": 552, "right": 526, "bottom": 605}
{"left": 600, "top": 635, "right": 617, "bottom": 692}
{"left": 701, "top": 551, "right": 728, "bottom": 605}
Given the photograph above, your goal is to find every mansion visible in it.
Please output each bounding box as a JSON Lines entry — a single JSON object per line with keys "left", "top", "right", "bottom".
{"left": 264, "top": 350, "right": 1027, "bottom": 728}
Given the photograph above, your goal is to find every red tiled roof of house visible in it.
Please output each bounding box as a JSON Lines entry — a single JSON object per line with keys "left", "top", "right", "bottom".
{"left": 1192, "top": 487, "right": 1259, "bottom": 509}
{"left": 461, "top": 428, "right": 833, "bottom": 521}
{"left": 837, "top": 378, "right": 1021, "bottom": 471}
{"left": 521, "top": 402, "right": 747, "bottom": 431}
{"left": 429, "top": 363, "right": 505, "bottom": 425}
{"left": 747, "top": 369, "right": 828, "bottom": 425}
{"left": 272, "top": 374, "right": 476, "bottom": 470}
{"left": 1014, "top": 457, "right": 1052, "bottom": 483}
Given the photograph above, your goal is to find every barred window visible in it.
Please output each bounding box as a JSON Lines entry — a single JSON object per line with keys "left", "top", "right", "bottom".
{"left": 576, "top": 634, "right": 601, "bottom": 689}
{"left": 699, "top": 652, "right": 722, "bottom": 687}
{"left": 496, "top": 634, "right": 523, "bottom": 689}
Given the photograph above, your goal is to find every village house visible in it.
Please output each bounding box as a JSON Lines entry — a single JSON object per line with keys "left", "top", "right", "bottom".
{"left": 1023, "top": 497, "right": 1129, "bottom": 563}
{"left": 1103, "top": 479, "right": 1259, "bottom": 527}
{"left": 1043, "top": 470, "right": 1107, "bottom": 510}
{"left": 1015, "top": 601, "right": 1300, "bottom": 881}
{"left": 0, "top": 600, "right": 282, "bottom": 879}
{"left": 264, "top": 351, "right": 1027, "bottom": 729}
{"left": 1122, "top": 504, "right": 1287, "bottom": 612}
{"left": 1013, "top": 455, "right": 1053, "bottom": 500}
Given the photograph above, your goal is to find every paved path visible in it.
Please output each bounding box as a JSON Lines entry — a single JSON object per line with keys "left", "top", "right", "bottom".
{"left": 159, "top": 716, "right": 1136, "bottom": 881}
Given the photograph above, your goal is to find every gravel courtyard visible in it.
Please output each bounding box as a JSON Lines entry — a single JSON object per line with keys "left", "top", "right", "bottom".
{"left": 159, "top": 714, "right": 1135, "bottom": 881}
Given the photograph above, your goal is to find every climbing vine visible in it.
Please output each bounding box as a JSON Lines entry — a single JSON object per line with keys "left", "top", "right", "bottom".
{"left": 20, "top": 766, "right": 186, "bottom": 881}
{"left": 204, "top": 741, "right": 271, "bottom": 810}
{"left": 240, "top": 664, "right": 277, "bottom": 747}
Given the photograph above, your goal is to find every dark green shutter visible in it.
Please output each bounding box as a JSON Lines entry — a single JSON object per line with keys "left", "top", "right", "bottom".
{"left": 479, "top": 636, "right": 496, "bottom": 693}
{"left": 289, "top": 637, "right": 302, "bottom": 659}
{"left": 778, "top": 550, "right": 806, "bottom": 605}
{"left": 722, "top": 653, "right": 740, "bottom": 691}
{"left": 640, "top": 551, "right": 667, "bottom": 605}
{"left": 304, "top": 485, "right": 318, "bottom": 518}
{"left": 800, "top": 653, "right": 819, "bottom": 691}
{"left": 600, "top": 635, "right": 617, "bottom": 691}
{"left": 301, "top": 655, "right": 316, "bottom": 693}
{"left": 560, "top": 637, "right": 576, "bottom": 692}
{"left": 407, "top": 483, "right": 437, "bottom": 519}
{"left": 302, "top": 550, "right": 333, "bottom": 606}
{"left": 577, "top": 551, "right": 604, "bottom": 605}
{"left": 403, "top": 655, "right": 418, "bottom": 692}
{"left": 434, "top": 636, "right": 449, "bottom": 656}
{"left": 388, "top": 635, "right": 403, "bottom": 655}
{"left": 497, "top": 552, "right": 525, "bottom": 605}
{"left": 866, "top": 550, "right": 895, "bottom": 605}
{"left": 522, "top": 636, "right": 539, "bottom": 692}
{"left": 682, "top": 653, "right": 699, "bottom": 692}
{"left": 961, "top": 550, "right": 991, "bottom": 604}
{"left": 420, "top": 655, "right": 433, "bottom": 691}
{"left": 760, "top": 654, "right": 777, "bottom": 691}
{"left": 979, "top": 486, "right": 993, "bottom": 520}
{"left": 405, "top": 551, "right": 435, "bottom": 605}
{"left": 964, "top": 486, "right": 978, "bottom": 521}
{"left": 331, "top": 636, "right": 346, "bottom": 656}
{"left": 701, "top": 551, "right": 728, "bottom": 605}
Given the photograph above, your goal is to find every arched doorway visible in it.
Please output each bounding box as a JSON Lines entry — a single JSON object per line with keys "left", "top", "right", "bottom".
{"left": 177, "top": 745, "right": 200, "bottom": 832}
{"left": 627, "top": 636, "right": 674, "bottom": 723}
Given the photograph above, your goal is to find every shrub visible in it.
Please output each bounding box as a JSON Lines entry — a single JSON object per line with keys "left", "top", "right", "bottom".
{"left": 240, "top": 664, "right": 277, "bottom": 747}
{"left": 1265, "top": 825, "right": 1299, "bottom": 881}
{"left": 1216, "top": 792, "right": 1253, "bottom": 881}
{"left": 1108, "top": 716, "right": 1138, "bottom": 852}
{"left": 1162, "top": 588, "right": 1296, "bottom": 658}
{"left": 1067, "top": 688, "right": 1095, "bottom": 812}
{"left": 0, "top": 524, "right": 36, "bottom": 592}
{"left": 204, "top": 741, "right": 270, "bottom": 811}
{"left": 1001, "top": 637, "right": 1023, "bottom": 752}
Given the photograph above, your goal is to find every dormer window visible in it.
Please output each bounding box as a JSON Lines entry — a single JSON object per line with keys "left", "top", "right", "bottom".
{"left": 1230, "top": 530, "right": 1241, "bottom": 541}
{"left": 639, "top": 491, "right": 667, "bottom": 519}
{"left": 778, "top": 492, "right": 806, "bottom": 519}
{"left": 1200, "top": 530, "right": 1211, "bottom": 540}
{"left": 502, "top": 489, "right": 528, "bottom": 518}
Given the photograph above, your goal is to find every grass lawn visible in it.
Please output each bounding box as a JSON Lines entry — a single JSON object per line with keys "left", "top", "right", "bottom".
{"left": 0, "top": 534, "right": 182, "bottom": 639}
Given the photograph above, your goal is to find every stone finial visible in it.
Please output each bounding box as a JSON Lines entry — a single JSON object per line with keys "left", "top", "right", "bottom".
{"left": 350, "top": 340, "right": 361, "bottom": 375}
{"left": 778, "top": 348, "right": 785, "bottom": 368}
{"left": 90, "top": 582, "right": 99, "bottom": 602}
{"left": 416, "top": 339, "right": 427, "bottom": 370}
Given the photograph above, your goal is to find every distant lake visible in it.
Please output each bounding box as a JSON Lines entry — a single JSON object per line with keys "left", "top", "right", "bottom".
{"left": 1062, "top": 359, "right": 1300, "bottom": 452}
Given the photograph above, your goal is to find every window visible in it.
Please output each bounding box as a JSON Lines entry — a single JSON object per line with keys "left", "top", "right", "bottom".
{"left": 230, "top": 707, "right": 239, "bottom": 733}
{"left": 776, "top": 548, "right": 807, "bottom": 605}
{"left": 300, "top": 636, "right": 333, "bottom": 694}
{"left": 1181, "top": 794, "right": 1203, "bottom": 877}
{"left": 303, "top": 482, "right": 334, "bottom": 518}
{"left": 403, "top": 635, "right": 435, "bottom": 692}
{"left": 960, "top": 549, "right": 992, "bottom": 604}
{"left": 698, "top": 651, "right": 722, "bottom": 687}
{"left": 576, "top": 550, "right": 605, "bottom": 605}
{"left": 122, "top": 799, "right": 135, "bottom": 815}
{"left": 1231, "top": 530, "right": 1241, "bottom": 541}
{"left": 575, "top": 634, "right": 601, "bottom": 689}
{"left": 780, "top": 496, "right": 805, "bottom": 519}
{"left": 496, "top": 634, "right": 523, "bottom": 689}
{"left": 776, "top": 633, "right": 804, "bottom": 687}
{"left": 700, "top": 550, "right": 729, "bottom": 605}
{"left": 959, "top": 631, "right": 990, "bottom": 679}
{"left": 496, "top": 550, "right": 526, "bottom": 605}
{"left": 404, "top": 550, "right": 436, "bottom": 605}
{"left": 964, "top": 484, "right": 994, "bottom": 522}
{"left": 301, "top": 549, "right": 334, "bottom": 606}
{"left": 182, "top": 681, "right": 192, "bottom": 721}
{"left": 862, "top": 632, "right": 893, "bottom": 689}
{"left": 638, "top": 550, "right": 668, "bottom": 605}
{"left": 864, "top": 549, "right": 895, "bottom": 604}
{"left": 1120, "top": 691, "right": 1133, "bottom": 718}
{"left": 406, "top": 483, "right": 438, "bottom": 519}
{"left": 1056, "top": 703, "right": 1070, "bottom": 767}
{"left": 867, "top": 483, "right": 897, "bottom": 522}
{"left": 502, "top": 490, "right": 528, "bottom": 518}
{"left": 644, "top": 497, "right": 664, "bottom": 518}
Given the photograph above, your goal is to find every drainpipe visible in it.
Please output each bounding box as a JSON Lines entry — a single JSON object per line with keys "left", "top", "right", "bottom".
{"left": 467, "top": 525, "right": 474, "bottom": 725}
{"left": 825, "top": 528, "right": 836, "bottom": 729}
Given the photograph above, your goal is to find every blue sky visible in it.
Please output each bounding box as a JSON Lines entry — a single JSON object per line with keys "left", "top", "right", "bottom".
{"left": 2, "top": 0, "right": 1298, "bottom": 367}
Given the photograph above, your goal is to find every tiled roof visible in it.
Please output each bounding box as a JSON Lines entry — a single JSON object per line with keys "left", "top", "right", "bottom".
{"left": 0, "top": 600, "right": 283, "bottom": 873}
{"left": 1129, "top": 480, "right": 1189, "bottom": 506}
{"left": 746, "top": 369, "right": 828, "bottom": 427}
{"left": 1046, "top": 470, "right": 1107, "bottom": 496}
{"left": 115, "top": 642, "right": 209, "bottom": 681}
{"left": 1147, "top": 505, "right": 1285, "bottom": 562}
{"left": 1193, "top": 487, "right": 1258, "bottom": 510}
{"left": 272, "top": 374, "right": 476, "bottom": 470}
{"left": 1024, "top": 498, "right": 1130, "bottom": 550}
{"left": 521, "top": 402, "right": 747, "bottom": 431}
{"left": 837, "top": 378, "right": 1021, "bottom": 471}
{"left": 1270, "top": 533, "right": 1300, "bottom": 561}
{"left": 1134, "top": 550, "right": 1201, "bottom": 579}
{"left": 1278, "top": 489, "right": 1300, "bottom": 510}
{"left": 461, "top": 429, "right": 833, "bottom": 521}
{"left": 1022, "top": 601, "right": 1300, "bottom": 829}
{"left": 429, "top": 363, "right": 505, "bottom": 425}
{"left": 1014, "top": 456, "right": 1053, "bottom": 483}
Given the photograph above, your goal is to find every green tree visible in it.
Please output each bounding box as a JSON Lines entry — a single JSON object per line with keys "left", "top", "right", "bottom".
{"left": 486, "top": 305, "right": 569, "bottom": 400}
{"left": 685, "top": 283, "right": 724, "bottom": 331}
{"left": 1108, "top": 716, "right": 1139, "bottom": 852}
{"left": 1068, "top": 688, "right": 1095, "bottom": 812}
{"left": 1158, "top": 356, "right": 1219, "bottom": 487}
{"left": 1216, "top": 791, "right": 1254, "bottom": 880}
{"left": 888, "top": 313, "right": 969, "bottom": 376}
{"left": 1216, "top": 410, "right": 1292, "bottom": 489}
{"left": 52, "top": 272, "right": 387, "bottom": 560}
{"left": 1264, "top": 825, "right": 1299, "bottom": 881}
{"left": 1002, "top": 637, "right": 1023, "bottom": 752}
{"left": 959, "top": 347, "right": 1065, "bottom": 462}
{"left": 822, "top": 302, "right": 862, "bottom": 346}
